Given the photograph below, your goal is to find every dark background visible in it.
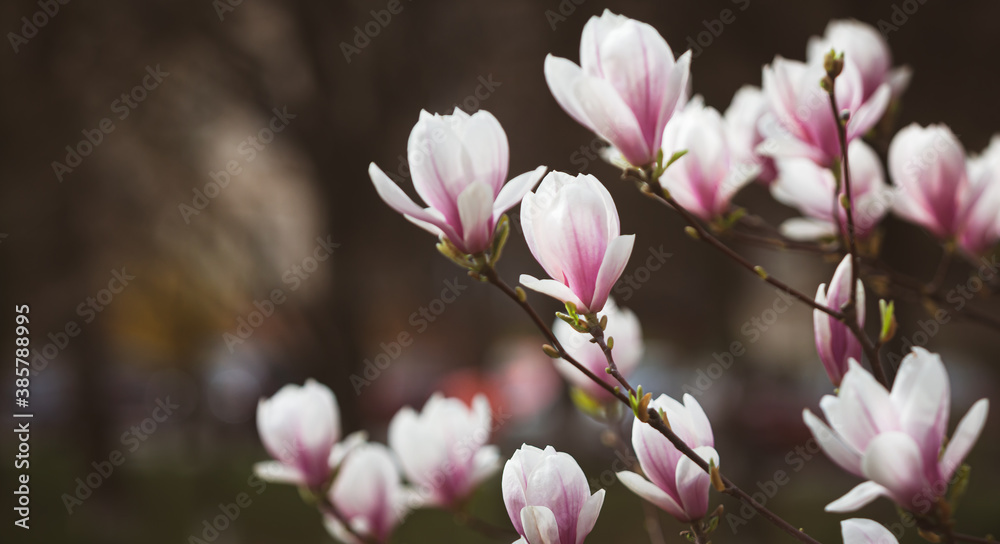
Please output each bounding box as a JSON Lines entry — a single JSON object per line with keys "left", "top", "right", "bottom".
{"left": 1, "top": 0, "right": 998, "bottom": 543}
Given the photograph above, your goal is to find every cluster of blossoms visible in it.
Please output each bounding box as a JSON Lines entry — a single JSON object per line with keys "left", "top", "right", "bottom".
{"left": 253, "top": 10, "right": 995, "bottom": 544}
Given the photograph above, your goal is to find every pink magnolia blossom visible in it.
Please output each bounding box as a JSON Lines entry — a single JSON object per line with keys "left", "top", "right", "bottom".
{"left": 519, "top": 171, "right": 635, "bottom": 313}
{"left": 617, "top": 394, "right": 719, "bottom": 522}
{"left": 959, "top": 135, "right": 1000, "bottom": 255}
{"left": 658, "top": 98, "right": 759, "bottom": 221}
{"left": 813, "top": 255, "right": 865, "bottom": 387}
{"left": 889, "top": 123, "right": 979, "bottom": 240}
{"left": 725, "top": 85, "right": 777, "bottom": 185}
{"left": 544, "top": 10, "right": 691, "bottom": 168}
{"left": 255, "top": 379, "right": 363, "bottom": 490}
{"left": 325, "top": 443, "right": 412, "bottom": 544}
{"left": 388, "top": 393, "right": 500, "bottom": 507}
{"left": 803, "top": 348, "right": 989, "bottom": 513}
{"left": 760, "top": 56, "right": 890, "bottom": 166}
{"left": 503, "top": 444, "right": 605, "bottom": 544}
{"left": 551, "top": 298, "right": 643, "bottom": 401}
{"left": 772, "top": 140, "right": 893, "bottom": 241}
{"left": 841, "top": 518, "right": 899, "bottom": 544}
{"left": 806, "top": 19, "right": 911, "bottom": 101}
{"left": 369, "top": 108, "right": 546, "bottom": 254}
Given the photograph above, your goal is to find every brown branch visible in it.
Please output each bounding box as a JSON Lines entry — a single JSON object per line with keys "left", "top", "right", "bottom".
{"left": 479, "top": 265, "right": 630, "bottom": 405}
{"left": 319, "top": 497, "right": 378, "bottom": 544}
{"left": 629, "top": 175, "right": 841, "bottom": 319}
{"left": 478, "top": 263, "right": 825, "bottom": 544}
{"left": 953, "top": 533, "right": 996, "bottom": 544}
{"left": 824, "top": 68, "right": 889, "bottom": 388}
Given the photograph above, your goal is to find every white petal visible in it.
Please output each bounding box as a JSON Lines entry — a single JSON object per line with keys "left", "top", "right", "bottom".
{"left": 803, "top": 409, "right": 863, "bottom": 476}
{"left": 825, "top": 481, "right": 890, "bottom": 513}
{"left": 890, "top": 348, "right": 949, "bottom": 472}
{"left": 781, "top": 218, "right": 837, "bottom": 241}
{"left": 369, "top": 162, "right": 450, "bottom": 233}
{"left": 519, "top": 275, "right": 585, "bottom": 309}
{"left": 860, "top": 432, "right": 926, "bottom": 509}
{"left": 494, "top": 166, "right": 547, "bottom": 219}
{"left": 253, "top": 461, "right": 304, "bottom": 485}
{"left": 841, "top": 518, "right": 899, "bottom": 544}
{"left": 590, "top": 234, "right": 635, "bottom": 313}
{"left": 457, "top": 181, "right": 495, "bottom": 253}
{"left": 574, "top": 490, "right": 606, "bottom": 544}
{"left": 682, "top": 394, "right": 714, "bottom": 447}
{"left": 939, "top": 398, "right": 989, "bottom": 481}
{"left": 616, "top": 471, "right": 687, "bottom": 521}
{"left": 675, "top": 446, "right": 718, "bottom": 521}
{"left": 847, "top": 84, "right": 890, "bottom": 142}
{"left": 545, "top": 55, "right": 596, "bottom": 133}
{"left": 520, "top": 506, "right": 561, "bottom": 544}
{"left": 573, "top": 76, "right": 650, "bottom": 166}
{"left": 330, "top": 430, "right": 368, "bottom": 468}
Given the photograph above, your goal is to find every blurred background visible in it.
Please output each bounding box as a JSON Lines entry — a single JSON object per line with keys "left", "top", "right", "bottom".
{"left": 2, "top": 0, "right": 998, "bottom": 542}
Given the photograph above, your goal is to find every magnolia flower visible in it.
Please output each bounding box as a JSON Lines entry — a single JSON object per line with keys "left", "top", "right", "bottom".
{"left": 519, "top": 171, "right": 635, "bottom": 313}
{"left": 803, "top": 348, "right": 989, "bottom": 513}
{"left": 545, "top": 10, "right": 691, "bottom": 168}
{"left": 889, "top": 124, "right": 978, "bottom": 240}
{"left": 725, "top": 85, "right": 777, "bottom": 185}
{"left": 325, "top": 443, "right": 412, "bottom": 544}
{"left": 503, "top": 444, "right": 605, "bottom": 544}
{"left": 552, "top": 298, "right": 643, "bottom": 400}
{"left": 806, "top": 19, "right": 911, "bottom": 100}
{"left": 658, "top": 98, "right": 759, "bottom": 221}
{"left": 814, "top": 255, "right": 865, "bottom": 387}
{"left": 369, "top": 109, "right": 546, "bottom": 254}
{"left": 959, "top": 135, "right": 1000, "bottom": 255}
{"left": 388, "top": 393, "right": 500, "bottom": 507}
{"left": 772, "top": 140, "right": 893, "bottom": 241}
{"left": 841, "top": 518, "right": 899, "bottom": 544}
{"left": 255, "top": 379, "right": 362, "bottom": 490}
{"left": 760, "top": 56, "right": 890, "bottom": 166}
{"left": 617, "top": 394, "right": 719, "bottom": 522}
